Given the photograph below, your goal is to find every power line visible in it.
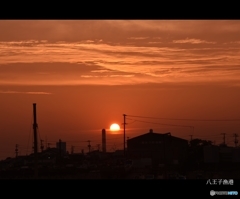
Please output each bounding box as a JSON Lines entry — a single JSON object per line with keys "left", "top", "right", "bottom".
{"left": 126, "top": 114, "right": 240, "bottom": 122}
{"left": 128, "top": 118, "right": 194, "bottom": 129}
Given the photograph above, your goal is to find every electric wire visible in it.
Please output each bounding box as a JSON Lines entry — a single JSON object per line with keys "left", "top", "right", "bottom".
{"left": 126, "top": 114, "right": 240, "bottom": 122}
{"left": 127, "top": 118, "right": 194, "bottom": 129}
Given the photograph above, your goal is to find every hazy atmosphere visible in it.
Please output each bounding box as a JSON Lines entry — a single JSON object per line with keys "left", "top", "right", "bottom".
{"left": 1, "top": 20, "right": 240, "bottom": 160}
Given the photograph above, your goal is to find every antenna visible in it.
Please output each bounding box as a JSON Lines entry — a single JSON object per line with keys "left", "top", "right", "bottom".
{"left": 71, "top": 146, "right": 74, "bottom": 154}
{"left": 45, "top": 136, "right": 48, "bottom": 149}
{"left": 87, "top": 140, "right": 91, "bottom": 152}
{"left": 221, "top": 133, "right": 226, "bottom": 146}
{"left": 40, "top": 140, "right": 44, "bottom": 152}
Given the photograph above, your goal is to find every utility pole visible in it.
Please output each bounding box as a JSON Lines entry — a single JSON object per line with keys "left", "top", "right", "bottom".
{"left": 59, "top": 139, "right": 62, "bottom": 157}
{"left": 97, "top": 144, "right": 100, "bottom": 151}
{"left": 15, "top": 144, "right": 18, "bottom": 158}
{"left": 87, "top": 140, "right": 91, "bottom": 152}
{"left": 189, "top": 135, "right": 193, "bottom": 146}
{"left": 234, "top": 134, "right": 238, "bottom": 147}
{"left": 32, "top": 142, "right": 34, "bottom": 153}
{"left": 33, "top": 103, "right": 38, "bottom": 178}
{"left": 71, "top": 146, "right": 74, "bottom": 154}
{"left": 123, "top": 114, "right": 127, "bottom": 157}
{"left": 221, "top": 133, "right": 226, "bottom": 146}
{"left": 45, "top": 136, "right": 47, "bottom": 149}
{"left": 189, "top": 135, "right": 193, "bottom": 141}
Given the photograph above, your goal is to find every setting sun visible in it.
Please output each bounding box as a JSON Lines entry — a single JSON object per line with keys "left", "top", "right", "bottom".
{"left": 110, "top": 123, "right": 120, "bottom": 131}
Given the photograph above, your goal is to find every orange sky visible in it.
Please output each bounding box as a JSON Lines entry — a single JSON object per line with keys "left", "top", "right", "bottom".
{"left": 0, "top": 20, "right": 240, "bottom": 160}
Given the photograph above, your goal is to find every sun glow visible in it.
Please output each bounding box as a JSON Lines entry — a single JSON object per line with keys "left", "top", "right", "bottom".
{"left": 110, "top": 123, "right": 120, "bottom": 131}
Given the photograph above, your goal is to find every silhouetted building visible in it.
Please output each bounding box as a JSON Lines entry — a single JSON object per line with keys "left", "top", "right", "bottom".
{"left": 203, "top": 145, "right": 219, "bottom": 163}
{"left": 56, "top": 139, "right": 67, "bottom": 156}
{"left": 127, "top": 129, "right": 188, "bottom": 165}
{"left": 113, "top": 150, "right": 124, "bottom": 157}
{"left": 102, "top": 129, "right": 106, "bottom": 153}
{"left": 233, "top": 147, "right": 240, "bottom": 162}
{"left": 204, "top": 145, "right": 240, "bottom": 163}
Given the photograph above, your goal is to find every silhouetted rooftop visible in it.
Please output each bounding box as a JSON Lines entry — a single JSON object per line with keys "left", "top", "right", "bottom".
{"left": 128, "top": 129, "right": 188, "bottom": 142}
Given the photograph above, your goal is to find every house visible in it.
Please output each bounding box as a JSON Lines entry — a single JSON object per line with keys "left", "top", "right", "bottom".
{"left": 127, "top": 129, "right": 188, "bottom": 166}
{"left": 204, "top": 145, "right": 240, "bottom": 163}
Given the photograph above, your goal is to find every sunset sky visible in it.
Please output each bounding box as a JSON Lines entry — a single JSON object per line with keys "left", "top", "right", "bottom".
{"left": 1, "top": 20, "right": 240, "bottom": 160}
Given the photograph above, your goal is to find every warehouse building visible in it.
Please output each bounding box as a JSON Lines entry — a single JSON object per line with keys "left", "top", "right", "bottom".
{"left": 127, "top": 129, "right": 189, "bottom": 166}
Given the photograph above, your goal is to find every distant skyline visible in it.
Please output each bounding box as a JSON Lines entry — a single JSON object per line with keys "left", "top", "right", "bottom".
{"left": 0, "top": 20, "right": 240, "bottom": 160}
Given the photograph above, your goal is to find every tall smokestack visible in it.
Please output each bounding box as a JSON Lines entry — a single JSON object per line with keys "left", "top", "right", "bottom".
{"left": 33, "top": 103, "right": 38, "bottom": 178}
{"left": 102, "top": 129, "right": 106, "bottom": 153}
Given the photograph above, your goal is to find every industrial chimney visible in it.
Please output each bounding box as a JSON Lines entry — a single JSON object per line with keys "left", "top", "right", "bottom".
{"left": 102, "top": 129, "right": 106, "bottom": 153}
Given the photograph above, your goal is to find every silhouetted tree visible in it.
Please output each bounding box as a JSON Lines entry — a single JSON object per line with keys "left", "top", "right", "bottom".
{"left": 190, "top": 138, "right": 213, "bottom": 147}
{"left": 219, "top": 143, "right": 227, "bottom": 147}
{"left": 186, "top": 138, "right": 213, "bottom": 170}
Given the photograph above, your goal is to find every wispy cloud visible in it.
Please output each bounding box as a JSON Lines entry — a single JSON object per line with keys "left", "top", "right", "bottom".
{"left": 90, "top": 69, "right": 112, "bottom": 73}
{"left": 0, "top": 91, "right": 52, "bottom": 95}
{"left": 80, "top": 75, "right": 108, "bottom": 78}
{"left": 172, "top": 38, "right": 216, "bottom": 44}
{"left": 1, "top": 27, "right": 240, "bottom": 86}
{"left": 224, "top": 41, "right": 240, "bottom": 44}
{"left": 148, "top": 41, "right": 162, "bottom": 44}
{"left": 127, "top": 37, "right": 149, "bottom": 40}
{"left": 109, "top": 75, "right": 134, "bottom": 77}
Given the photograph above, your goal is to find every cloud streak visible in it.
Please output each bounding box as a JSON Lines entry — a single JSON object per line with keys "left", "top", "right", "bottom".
{"left": 0, "top": 39, "right": 240, "bottom": 85}
{"left": 127, "top": 37, "right": 149, "bottom": 40}
{"left": 172, "top": 38, "right": 216, "bottom": 44}
{"left": 0, "top": 20, "right": 240, "bottom": 85}
{"left": 0, "top": 91, "right": 52, "bottom": 95}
